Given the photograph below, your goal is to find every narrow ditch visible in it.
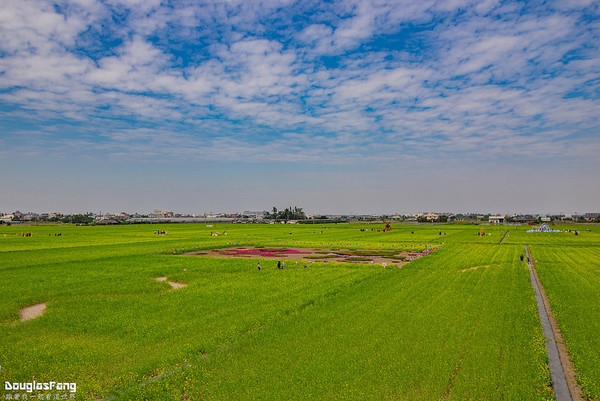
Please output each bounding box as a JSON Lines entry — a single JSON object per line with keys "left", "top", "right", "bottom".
{"left": 525, "top": 245, "right": 582, "bottom": 401}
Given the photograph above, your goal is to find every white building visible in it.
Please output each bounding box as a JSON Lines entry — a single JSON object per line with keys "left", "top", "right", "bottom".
{"left": 243, "top": 211, "right": 267, "bottom": 219}
{"left": 151, "top": 209, "right": 174, "bottom": 218}
{"left": 426, "top": 212, "right": 439, "bottom": 221}
{"left": 489, "top": 215, "right": 505, "bottom": 224}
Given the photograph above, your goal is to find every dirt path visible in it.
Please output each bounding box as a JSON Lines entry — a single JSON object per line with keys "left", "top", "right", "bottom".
{"left": 499, "top": 230, "right": 509, "bottom": 244}
{"left": 525, "top": 245, "right": 583, "bottom": 401}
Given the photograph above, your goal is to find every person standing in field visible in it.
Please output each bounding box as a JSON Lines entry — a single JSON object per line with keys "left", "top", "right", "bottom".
{"left": 520, "top": 254, "right": 524, "bottom": 262}
{"left": 257, "top": 263, "right": 261, "bottom": 271}
{"left": 277, "top": 261, "right": 282, "bottom": 270}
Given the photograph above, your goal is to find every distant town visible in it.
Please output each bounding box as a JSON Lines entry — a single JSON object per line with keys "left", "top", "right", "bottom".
{"left": 1, "top": 208, "right": 599, "bottom": 225}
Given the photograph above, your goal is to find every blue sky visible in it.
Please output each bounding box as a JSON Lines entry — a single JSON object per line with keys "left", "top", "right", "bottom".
{"left": 1, "top": 0, "right": 599, "bottom": 215}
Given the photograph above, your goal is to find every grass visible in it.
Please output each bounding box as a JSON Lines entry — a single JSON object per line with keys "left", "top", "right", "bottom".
{"left": 120, "top": 243, "right": 552, "bottom": 400}
{"left": 1, "top": 221, "right": 597, "bottom": 400}
{"left": 530, "top": 244, "right": 600, "bottom": 400}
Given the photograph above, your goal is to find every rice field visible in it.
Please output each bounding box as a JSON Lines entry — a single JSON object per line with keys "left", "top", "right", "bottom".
{"left": 0, "top": 222, "right": 597, "bottom": 400}
{"left": 529, "top": 245, "right": 600, "bottom": 400}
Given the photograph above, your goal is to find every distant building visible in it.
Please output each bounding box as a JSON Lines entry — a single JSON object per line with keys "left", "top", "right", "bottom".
{"left": 151, "top": 209, "right": 174, "bottom": 218}
{"left": 426, "top": 213, "right": 439, "bottom": 222}
{"left": 97, "top": 213, "right": 116, "bottom": 221}
{"left": 96, "top": 218, "right": 120, "bottom": 225}
{"left": 403, "top": 213, "right": 418, "bottom": 221}
{"left": 243, "top": 211, "right": 267, "bottom": 219}
{"left": 514, "top": 215, "right": 537, "bottom": 224}
{"left": 489, "top": 215, "right": 505, "bottom": 224}
{"left": 21, "top": 213, "right": 40, "bottom": 221}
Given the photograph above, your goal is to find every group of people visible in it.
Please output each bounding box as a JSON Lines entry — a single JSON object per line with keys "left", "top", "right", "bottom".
{"left": 17, "top": 232, "right": 63, "bottom": 237}
{"left": 153, "top": 230, "right": 167, "bottom": 235}
{"left": 257, "top": 260, "right": 308, "bottom": 271}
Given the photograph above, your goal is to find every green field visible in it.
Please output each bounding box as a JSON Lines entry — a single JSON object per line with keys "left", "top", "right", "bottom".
{"left": 530, "top": 245, "right": 600, "bottom": 400}
{"left": 507, "top": 224, "right": 600, "bottom": 399}
{"left": 0, "top": 222, "right": 598, "bottom": 400}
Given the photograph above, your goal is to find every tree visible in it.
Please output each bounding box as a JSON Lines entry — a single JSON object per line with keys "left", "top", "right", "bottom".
{"left": 265, "top": 206, "right": 306, "bottom": 220}
{"left": 62, "top": 214, "right": 93, "bottom": 225}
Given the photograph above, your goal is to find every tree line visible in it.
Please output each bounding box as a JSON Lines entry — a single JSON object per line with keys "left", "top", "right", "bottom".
{"left": 264, "top": 206, "right": 306, "bottom": 221}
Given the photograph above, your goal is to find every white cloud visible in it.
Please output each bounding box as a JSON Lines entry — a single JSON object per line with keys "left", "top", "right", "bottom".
{"left": 0, "top": 0, "right": 598, "bottom": 176}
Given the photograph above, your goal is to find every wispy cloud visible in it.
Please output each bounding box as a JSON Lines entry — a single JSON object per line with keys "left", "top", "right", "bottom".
{"left": 0, "top": 0, "right": 598, "bottom": 212}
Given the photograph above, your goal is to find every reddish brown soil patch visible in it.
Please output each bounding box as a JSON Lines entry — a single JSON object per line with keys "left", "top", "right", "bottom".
{"left": 184, "top": 246, "right": 426, "bottom": 267}
{"left": 216, "top": 247, "right": 311, "bottom": 258}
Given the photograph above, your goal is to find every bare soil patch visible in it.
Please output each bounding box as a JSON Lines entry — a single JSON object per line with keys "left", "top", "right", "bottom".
{"left": 184, "top": 246, "right": 425, "bottom": 267}
{"left": 168, "top": 281, "right": 188, "bottom": 289}
{"left": 20, "top": 303, "right": 46, "bottom": 321}
{"left": 155, "top": 277, "right": 188, "bottom": 290}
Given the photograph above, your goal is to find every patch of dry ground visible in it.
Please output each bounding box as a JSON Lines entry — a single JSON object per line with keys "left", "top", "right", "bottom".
{"left": 20, "top": 303, "right": 46, "bottom": 321}
{"left": 155, "top": 277, "right": 188, "bottom": 289}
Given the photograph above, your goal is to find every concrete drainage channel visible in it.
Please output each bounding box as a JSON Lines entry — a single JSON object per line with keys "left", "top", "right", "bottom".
{"left": 525, "top": 245, "right": 582, "bottom": 401}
